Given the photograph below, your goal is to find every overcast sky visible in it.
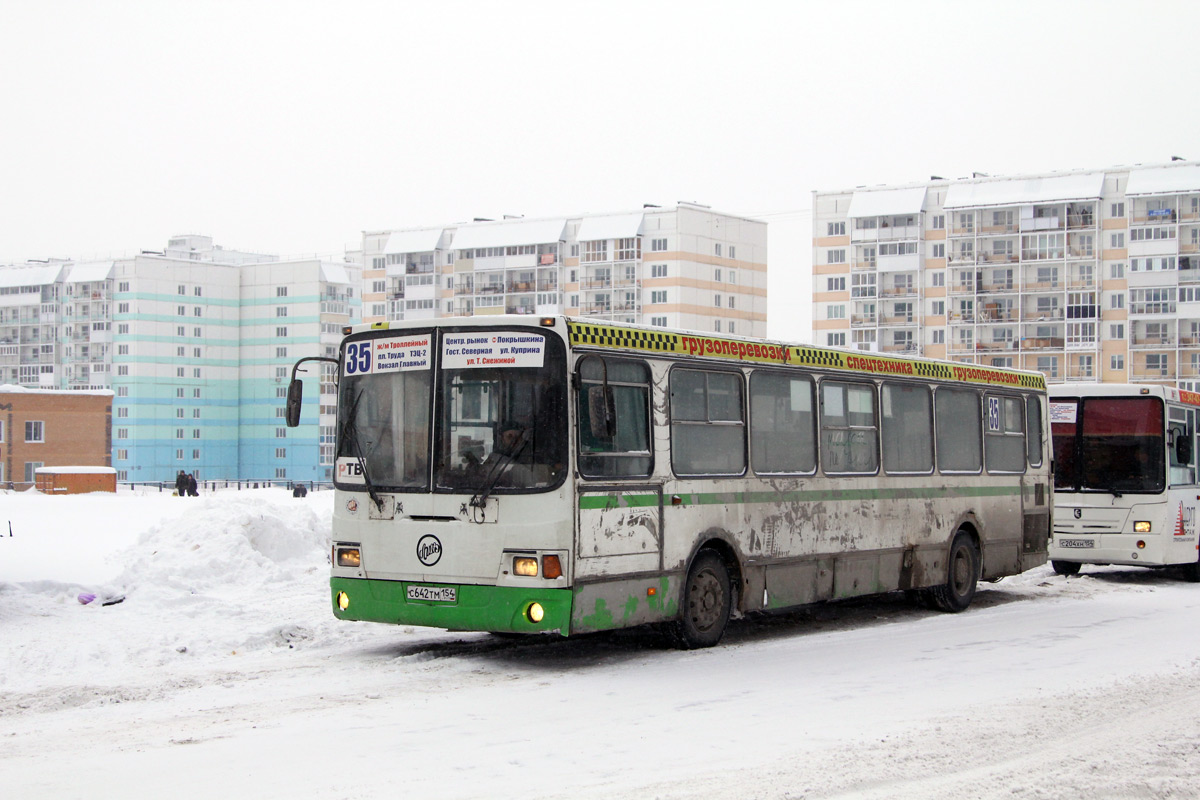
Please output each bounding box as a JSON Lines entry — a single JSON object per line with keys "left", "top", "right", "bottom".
{"left": 2, "top": 0, "right": 1197, "bottom": 342}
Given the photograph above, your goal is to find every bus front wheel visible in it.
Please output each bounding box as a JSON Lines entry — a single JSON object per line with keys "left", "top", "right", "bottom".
{"left": 666, "top": 550, "right": 731, "bottom": 649}
{"left": 1051, "top": 560, "right": 1082, "bottom": 577}
{"left": 927, "top": 532, "right": 979, "bottom": 613}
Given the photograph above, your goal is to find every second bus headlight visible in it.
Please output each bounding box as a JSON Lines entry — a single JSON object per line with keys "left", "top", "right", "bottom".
{"left": 513, "top": 556, "right": 539, "bottom": 577}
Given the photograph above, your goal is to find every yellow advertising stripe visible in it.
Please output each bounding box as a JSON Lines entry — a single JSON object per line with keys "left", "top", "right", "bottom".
{"left": 566, "top": 322, "right": 1045, "bottom": 391}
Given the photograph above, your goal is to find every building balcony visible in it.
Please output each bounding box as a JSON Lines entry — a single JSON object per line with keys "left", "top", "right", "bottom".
{"left": 1067, "top": 213, "right": 1098, "bottom": 230}
{"left": 876, "top": 225, "right": 920, "bottom": 241}
{"left": 506, "top": 282, "right": 535, "bottom": 293}
{"left": 454, "top": 283, "right": 474, "bottom": 296}
{"left": 1067, "top": 247, "right": 1096, "bottom": 259}
{"left": 476, "top": 284, "right": 505, "bottom": 295}
{"left": 880, "top": 286, "right": 917, "bottom": 298}
{"left": 978, "top": 252, "right": 1018, "bottom": 264}
{"left": 852, "top": 258, "right": 877, "bottom": 271}
{"left": 879, "top": 315, "right": 915, "bottom": 326}
{"left": 1130, "top": 336, "right": 1177, "bottom": 349}
{"left": 880, "top": 343, "right": 919, "bottom": 354}
{"left": 1021, "top": 337, "right": 1065, "bottom": 350}
{"left": 850, "top": 314, "right": 877, "bottom": 327}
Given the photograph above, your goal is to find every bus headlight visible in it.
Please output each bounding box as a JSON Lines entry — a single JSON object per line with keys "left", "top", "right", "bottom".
{"left": 1134, "top": 521, "right": 1151, "bottom": 533}
{"left": 526, "top": 602, "right": 545, "bottom": 623}
{"left": 514, "top": 557, "right": 538, "bottom": 577}
{"left": 337, "top": 591, "right": 350, "bottom": 611}
{"left": 336, "top": 547, "right": 361, "bottom": 568}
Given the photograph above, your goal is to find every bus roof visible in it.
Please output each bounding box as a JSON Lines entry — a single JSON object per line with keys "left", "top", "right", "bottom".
{"left": 1050, "top": 383, "right": 1200, "bottom": 407}
{"left": 343, "top": 315, "right": 1047, "bottom": 392}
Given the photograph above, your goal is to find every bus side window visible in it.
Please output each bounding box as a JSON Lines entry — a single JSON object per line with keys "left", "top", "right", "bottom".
{"left": 577, "top": 357, "right": 652, "bottom": 478}
{"left": 1168, "top": 407, "right": 1195, "bottom": 486}
{"left": 670, "top": 368, "right": 747, "bottom": 477}
{"left": 881, "top": 382, "right": 933, "bottom": 474}
{"left": 984, "top": 394, "right": 1026, "bottom": 474}
{"left": 936, "top": 388, "right": 982, "bottom": 473}
{"left": 749, "top": 371, "right": 816, "bottom": 475}
{"left": 819, "top": 380, "right": 878, "bottom": 475}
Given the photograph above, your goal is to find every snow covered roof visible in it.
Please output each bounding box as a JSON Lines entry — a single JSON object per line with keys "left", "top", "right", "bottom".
{"left": 0, "top": 264, "right": 64, "bottom": 288}
{"left": 943, "top": 173, "right": 1104, "bottom": 209}
{"left": 320, "top": 262, "right": 352, "bottom": 285}
{"left": 34, "top": 466, "right": 117, "bottom": 474}
{"left": 1125, "top": 165, "right": 1200, "bottom": 197}
{"left": 846, "top": 187, "right": 927, "bottom": 219}
{"left": 383, "top": 228, "right": 446, "bottom": 254}
{"left": 575, "top": 213, "right": 644, "bottom": 242}
{"left": 450, "top": 218, "right": 567, "bottom": 251}
{"left": 65, "top": 261, "right": 114, "bottom": 283}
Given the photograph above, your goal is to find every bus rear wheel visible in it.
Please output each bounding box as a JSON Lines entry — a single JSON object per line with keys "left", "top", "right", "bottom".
{"left": 1052, "top": 560, "right": 1082, "bottom": 577}
{"left": 927, "top": 531, "right": 979, "bottom": 613}
{"left": 666, "top": 550, "right": 731, "bottom": 649}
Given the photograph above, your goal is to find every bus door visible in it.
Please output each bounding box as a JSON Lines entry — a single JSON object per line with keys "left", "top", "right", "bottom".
{"left": 1020, "top": 394, "right": 1050, "bottom": 559}
{"left": 1167, "top": 404, "right": 1198, "bottom": 556}
{"left": 574, "top": 357, "right": 663, "bottom": 578}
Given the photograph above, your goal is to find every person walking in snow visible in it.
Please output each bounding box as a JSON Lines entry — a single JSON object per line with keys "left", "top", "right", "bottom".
{"left": 186, "top": 473, "right": 199, "bottom": 497}
{"left": 175, "top": 470, "right": 187, "bottom": 497}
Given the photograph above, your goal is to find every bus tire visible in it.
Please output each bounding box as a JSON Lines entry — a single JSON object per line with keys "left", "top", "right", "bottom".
{"left": 1180, "top": 559, "right": 1200, "bottom": 583}
{"left": 666, "top": 550, "right": 731, "bottom": 649}
{"left": 928, "top": 532, "right": 979, "bottom": 613}
{"left": 1051, "top": 560, "right": 1082, "bottom": 577}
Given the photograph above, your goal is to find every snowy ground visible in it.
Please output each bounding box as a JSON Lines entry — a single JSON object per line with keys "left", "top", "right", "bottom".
{"left": 3, "top": 488, "right": 1200, "bottom": 799}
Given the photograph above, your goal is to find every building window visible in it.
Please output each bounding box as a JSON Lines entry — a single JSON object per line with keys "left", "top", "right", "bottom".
{"left": 24, "top": 462, "right": 43, "bottom": 483}
{"left": 193, "top": 449, "right": 200, "bottom": 459}
{"left": 276, "top": 448, "right": 286, "bottom": 459}
{"left": 827, "top": 332, "right": 846, "bottom": 347}
{"left": 651, "top": 264, "right": 667, "bottom": 278}
{"left": 932, "top": 329, "right": 945, "bottom": 344}
{"left": 176, "top": 429, "right": 184, "bottom": 440}
{"left": 932, "top": 243, "right": 945, "bottom": 259}
{"left": 715, "top": 243, "right": 722, "bottom": 257}
{"left": 118, "top": 282, "right": 129, "bottom": 292}
{"left": 276, "top": 346, "right": 288, "bottom": 358}
{"left": 118, "top": 366, "right": 129, "bottom": 376}
{"left": 650, "top": 238, "right": 667, "bottom": 251}
{"left": 1110, "top": 293, "right": 1125, "bottom": 310}
{"left": 117, "top": 449, "right": 128, "bottom": 460}
{"left": 277, "top": 286, "right": 288, "bottom": 297}
{"left": 650, "top": 316, "right": 667, "bottom": 326}
{"left": 827, "top": 249, "right": 846, "bottom": 264}
{"left": 728, "top": 321, "right": 735, "bottom": 333}
{"left": 276, "top": 327, "right": 287, "bottom": 337}
{"left": 931, "top": 300, "right": 945, "bottom": 316}
{"left": 24, "top": 420, "right": 44, "bottom": 443}
{"left": 1111, "top": 232, "right": 1125, "bottom": 248}
{"left": 118, "top": 303, "right": 130, "bottom": 314}
{"left": 176, "top": 449, "right": 184, "bottom": 460}
{"left": 714, "top": 321, "right": 721, "bottom": 332}
{"left": 727, "top": 296, "right": 735, "bottom": 309}
{"left": 177, "top": 305, "right": 186, "bottom": 316}
{"left": 651, "top": 290, "right": 667, "bottom": 303}
{"left": 276, "top": 428, "right": 287, "bottom": 438}
{"left": 1110, "top": 263, "right": 1125, "bottom": 279}
{"left": 827, "top": 304, "right": 846, "bottom": 320}
{"left": 193, "top": 429, "right": 201, "bottom": 439}
{"left": 1111, "top": 202, "right": 1125, "bottom": 218}
{"left": 194, "top": 286, "right": 202, "bottom": 297}
{"left": 1111, "top": 354, "right": 1125, "bottom": 370}
{"left": 827, "top": 221, "right": 846, "bottom": 236}
{"left": 178, "top": 285, "right": 186, "bottom": 295}
{"left": 277, "top": 307, "right": 287, "bottom": 317}
{"left": 827, "top": 277, "right": 846, "bottom": 292}
{"left": 177, "top": 346, "right": 185, "bottom": 357}
{"left": 930, "top": 214, "right": 945, "bottom": 230}
{"left": 1110, "top": 323, "right": 1125, "bottom": 339}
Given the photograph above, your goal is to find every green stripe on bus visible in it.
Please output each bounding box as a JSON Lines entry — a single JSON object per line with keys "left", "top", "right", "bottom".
{"left": 578, "top": 484, "right": 1021, "bottom": 510}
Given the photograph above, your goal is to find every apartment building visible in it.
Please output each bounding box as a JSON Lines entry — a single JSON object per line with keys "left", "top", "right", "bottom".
{"left": 813, "top": 161, "right": 1200, "bottom": 387}
{"left": 361, "top": 203, "right": 768, "bottom": 337}
{"left": 0, "top": 235, "right": 360, "bottom": 483}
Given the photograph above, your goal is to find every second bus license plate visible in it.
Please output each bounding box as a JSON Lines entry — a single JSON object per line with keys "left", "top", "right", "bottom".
{"left": 407, "top": 585, "right": 457, "bottom": 602}
{"left": 1058, "top": 538, "right": 1095, "bottom": 549}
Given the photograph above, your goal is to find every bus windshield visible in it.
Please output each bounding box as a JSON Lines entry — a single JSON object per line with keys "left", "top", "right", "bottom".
{"left": 334, "top": 328, "right": 566, "bottom": 494}
{"left": 1052, "top": 396, "right": 1164, "bottom": 494}
{"left": 434, "top": 331, "right": 567, "bottom": 492}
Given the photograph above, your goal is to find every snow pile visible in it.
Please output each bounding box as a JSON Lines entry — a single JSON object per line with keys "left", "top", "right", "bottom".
{"left": 114, "top": 494, "right": 330, "bottom": 598}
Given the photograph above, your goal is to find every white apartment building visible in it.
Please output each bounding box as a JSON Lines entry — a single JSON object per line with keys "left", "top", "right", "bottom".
{"left": 361, "top": 203, "right": 768, "bottom": 337}
{"left": 813, "top": 161, "right": 1200, "bottom": 387}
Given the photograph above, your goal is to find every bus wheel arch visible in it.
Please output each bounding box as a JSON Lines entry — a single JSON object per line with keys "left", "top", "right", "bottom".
{"left": 666, "top": 538, "right": 741, "bottom": 649}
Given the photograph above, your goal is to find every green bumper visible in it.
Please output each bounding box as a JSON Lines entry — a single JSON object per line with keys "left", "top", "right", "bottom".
{"left": 330, "top": 576, "right": 574, "bottom": 636}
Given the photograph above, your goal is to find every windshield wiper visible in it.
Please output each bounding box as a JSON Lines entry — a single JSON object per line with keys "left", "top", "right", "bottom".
{"left": 469, "top": 434, "right": 527, "bottom": 509}
{"left": 341, "top": 389, "right": 384, "bottom": 512}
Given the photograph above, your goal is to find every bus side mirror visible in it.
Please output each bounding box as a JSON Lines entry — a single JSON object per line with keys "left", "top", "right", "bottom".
{"left": 1176, "top": 433, "right": 1193, "bottom": 465}
{"left": 587, "top": 385, "right": 616, "bottom": 440}
{"left": 285, "top": 378, "right": 304, "bottom": 427}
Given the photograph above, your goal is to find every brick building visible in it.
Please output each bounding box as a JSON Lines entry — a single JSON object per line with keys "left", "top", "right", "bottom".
{"left": 0, "top": 387, "right": 112, "bottom": 488}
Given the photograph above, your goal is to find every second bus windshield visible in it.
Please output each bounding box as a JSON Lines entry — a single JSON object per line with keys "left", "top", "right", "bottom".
{"left": 1052, "top": 397, "right": 1164, "bottom": 494}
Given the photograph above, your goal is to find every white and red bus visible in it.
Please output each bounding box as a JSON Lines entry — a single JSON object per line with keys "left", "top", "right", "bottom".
{"left": 1050, "top": 384, "right": 1200, "bottom": 580}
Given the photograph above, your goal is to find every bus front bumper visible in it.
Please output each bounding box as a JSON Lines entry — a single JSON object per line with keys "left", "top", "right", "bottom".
{"left": 1050, "top": 531, "right": 1197, "bottom": 567}
{"left": 330, "top": 577, "right": 574, "bottom": 635}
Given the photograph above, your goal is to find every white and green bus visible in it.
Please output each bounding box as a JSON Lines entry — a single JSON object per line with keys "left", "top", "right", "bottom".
{"left": 1049, "top": 384, "right": 1200, "bottom": 580}
{"left": 287, "top": 315, "right": 1051, "bottom": 648}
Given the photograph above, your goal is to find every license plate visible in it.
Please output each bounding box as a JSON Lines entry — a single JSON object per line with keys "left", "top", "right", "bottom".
{"left": 407, "top": 585, "right": 457, "bottom": 603}
{"left": 1059, "top": 538, "right": 1095, "bottom": 549}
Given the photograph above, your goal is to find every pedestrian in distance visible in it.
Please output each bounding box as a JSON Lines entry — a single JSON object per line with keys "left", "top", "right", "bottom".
{"left": 175, "top": 470, "right": 187, "bottom": 497}
{"left": 186, "top": 473, "right": 199, "bottom": 497}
